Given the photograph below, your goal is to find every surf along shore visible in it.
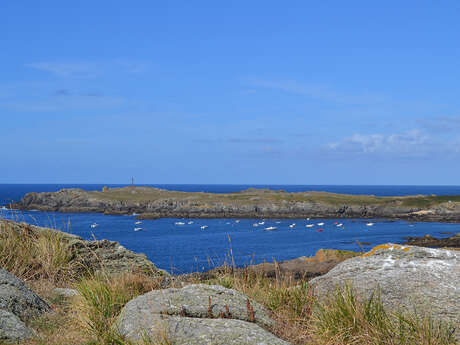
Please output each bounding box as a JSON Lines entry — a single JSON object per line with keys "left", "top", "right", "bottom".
{"left": 10, "top": 185, "right": 460, "bottom": 222}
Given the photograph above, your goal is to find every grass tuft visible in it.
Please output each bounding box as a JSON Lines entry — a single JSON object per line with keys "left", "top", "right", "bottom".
{"left": 75, "top": 272, "right": 164, "bottom": 345}
{"left": 0, "top": 220, "right": 76, "bottom": 283}
{"left": 309, "top": 283, "right": 456, "bottom": 345}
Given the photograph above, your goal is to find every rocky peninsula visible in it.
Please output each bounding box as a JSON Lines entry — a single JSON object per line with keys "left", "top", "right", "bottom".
{"left": 10, "top": 185, "right": 460, "bottom": 222}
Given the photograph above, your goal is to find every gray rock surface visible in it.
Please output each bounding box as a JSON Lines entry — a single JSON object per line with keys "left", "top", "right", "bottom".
{"left": 53, "top": 288, "right": 79, "bottom": 298}
{"left": 0, "top": 268, "right": 50, "bottom": 342}
{"left": 309, "top": 244, "right": 460, "bottom": 330}
{"left": 116, "top": 284, "right": 290, "bottom": 345}
{"left": 0, "top": 310, "right": 35, "bottom": 343}
{"left": 0, "top": 267, "right": 50, "bottom": 321}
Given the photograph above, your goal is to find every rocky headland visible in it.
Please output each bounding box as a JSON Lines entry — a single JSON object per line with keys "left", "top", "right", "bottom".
{"left": 10, "top": 185, "right": 460, "bottom": 222}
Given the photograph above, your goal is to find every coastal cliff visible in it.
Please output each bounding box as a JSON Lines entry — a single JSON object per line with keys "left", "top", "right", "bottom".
{"left": 11, "top": 186, "right": 460, "bottom": 222}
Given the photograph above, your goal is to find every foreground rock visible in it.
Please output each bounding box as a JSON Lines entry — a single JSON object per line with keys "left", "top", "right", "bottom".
{"left": 0, "top": 219, "right": 167, "bottom": 277}
{"left": 12, "top": 186, "right": 460, "bottom": 221}
{"left": 0, "top": 310, "right": 34, "bottom": 343}
{"left": 0, "top": 268, "right": 50, "bottom": 342}
{"left": 0, "top": 268, "right": 50, "bottom": 321}
{"left": 116, "top": 284, "right": 290, "bottom": 345}
{"left": 310, "top": 244, "right": 460, "bottom": 333}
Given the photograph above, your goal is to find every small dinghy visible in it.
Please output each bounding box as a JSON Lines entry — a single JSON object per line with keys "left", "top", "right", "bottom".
{"left": 264, "top": 226, "right": 277, "bottom": 231}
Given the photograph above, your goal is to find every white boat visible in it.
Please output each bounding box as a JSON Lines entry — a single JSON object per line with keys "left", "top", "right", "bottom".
{"left": 235, "top": 220, "right": 240, "bottom": 223}
{"left": 336, "top": 223, "right": 343, "bottom": 227}
{"left": 135, "top": 221, "right": 142, "bottom": 225}
{"left": 264, "top": 226, "right": 277, "bottom": 231}
{"left": 0, "top": 206, "right": 7, "bottom": 211}
{"left": 188, "top": 221, "right": 194, "bottom": 224}
{"left": 306, "top": 224, "right": 314, "bottom": 228}
{"left": 317, "top": 222, "right": 324, "bottom": 226}
{"left": 306, "top": 218, "right": 310, "bottom": 220}
{"left": 258, "top": 221, "right": 265, "bottom": 225}
{"left": 366, "top": 223, "right": 374, "bottom": 226}
{"left": 134, "top": 227, "right": 143, "bottom": 232}
{"left": 132, "top": 213, "right": 139, "bottom": 216}
{"left": 289, "top": 223, "right": 295, "bottom": 228}
{"left": 175, "top": 222, "right": 185, "bottom": 226}
{"left": 201, "top": 225, "right": 208, "bottom": 230}
{"left": 90, "top": 223, "right": 98, "bottom": 228}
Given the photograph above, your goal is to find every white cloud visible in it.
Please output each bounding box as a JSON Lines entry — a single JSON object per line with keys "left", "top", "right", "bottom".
{"left": 327, "top": 129, "right": 434, "bottom": 157}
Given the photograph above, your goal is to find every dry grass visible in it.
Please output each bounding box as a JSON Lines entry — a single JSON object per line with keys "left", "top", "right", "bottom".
{"left": 0, "top": 220, "right": 77, "bottom": 283}
{"left": 309, "top": 284, "right": 456, "bottom": 345}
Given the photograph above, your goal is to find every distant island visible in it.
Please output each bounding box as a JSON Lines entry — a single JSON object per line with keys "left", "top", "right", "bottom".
{"left": 10, "top": 185, "right": 460, "bottom": 222}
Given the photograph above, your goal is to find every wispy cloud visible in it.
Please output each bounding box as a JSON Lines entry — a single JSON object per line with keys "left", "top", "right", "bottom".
{"left": 27, "top": 62, "right": 99, "bottom": 78}
{"left": 26, "top": 59, "right": 151, "bottom": 78}
{"left": 227, "top": 138, "right": 282, "bottom": 144}
{"left": 55, "top": 88, "right": 71, "bottom": 96}
{"left": 247, "top": 79, "right": 384, "bottom": 104}
{"left": 418, "top": 115, "right": 460, "bottom": 132}
{"left": 192, "top": 137, "right": 283, "bottom": 144}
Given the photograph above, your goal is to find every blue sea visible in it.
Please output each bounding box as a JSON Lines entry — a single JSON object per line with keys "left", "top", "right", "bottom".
{"left": 1, "top": 184, "right": 460, "bottom": 274}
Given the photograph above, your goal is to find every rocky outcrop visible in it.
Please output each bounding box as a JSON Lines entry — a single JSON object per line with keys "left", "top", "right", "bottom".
{"left": 403, "top": 233, "right": 460, "bottom": 249}
{"left": 309, "top": 244, "right": 460, "bottom": 334}
{"left": 0, "top": 268, "right": 51, "bottom": 342}
{"left": 116, "top": 284, "right": 290, "bottom": 345}
{"left": 12, "top": 186, "right": 460, "bottom": 221}
{"left": 247, "top": 249, "right": 362, "bottom": 280}
{"left": 0, "top": 219, "right": 167, "bottom": 277}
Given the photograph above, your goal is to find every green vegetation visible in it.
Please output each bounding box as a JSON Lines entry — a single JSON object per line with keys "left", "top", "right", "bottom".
{"left": 87, "top": 186, "right": 460, "bottom": 209}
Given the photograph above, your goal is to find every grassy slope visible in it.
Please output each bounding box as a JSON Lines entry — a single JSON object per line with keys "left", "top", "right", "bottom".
{"left": 87, "top": 186, "right": 460, "bottom": 209}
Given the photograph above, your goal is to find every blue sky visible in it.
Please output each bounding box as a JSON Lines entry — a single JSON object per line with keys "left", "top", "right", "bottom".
{"left": 2, "top": 1, "right": 460, "bottom": 184}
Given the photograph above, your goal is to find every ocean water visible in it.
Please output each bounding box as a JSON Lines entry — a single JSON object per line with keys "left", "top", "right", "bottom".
{"left": 1, "top": 184, "right": 459, "bottom": 274}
